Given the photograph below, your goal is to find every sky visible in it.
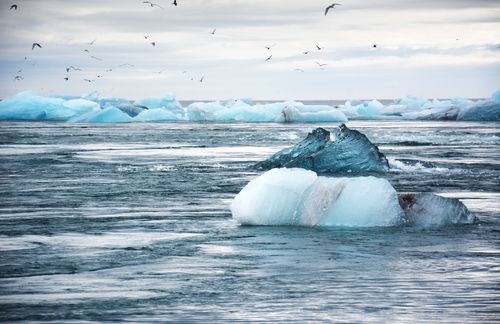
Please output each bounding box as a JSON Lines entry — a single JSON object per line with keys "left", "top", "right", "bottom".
{"left": 0, "top": 0, "right": 499, "bottom": 100}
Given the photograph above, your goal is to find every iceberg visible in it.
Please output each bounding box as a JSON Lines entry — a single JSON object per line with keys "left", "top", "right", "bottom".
{"left": 0, "top": 91, "right": 97, "bottom": 121}
{"left": 133, "top": 108, "right": 182, "bottom": 122}
{"left": 231, "top": 168, "right": 476, "bottom": 228}
{"left": 187, "top": 100, "right": 347, "bottom": 123}
{"left": 398, "top": 193, "right": 477, "bottom": 227}
{"left": 231, "top": 168, "right": 405, "bottom": 227}
{"left": 70, "top": 107, "right": 132, "bottom": 123}
{"left": 255, "top": 124, "right": 389, "bottom": 173}
{"left": 135, "top": 95, "right": 185, "bottom": 117}
{"left": 457, "top": 100, "right": 500, "bottom": 121}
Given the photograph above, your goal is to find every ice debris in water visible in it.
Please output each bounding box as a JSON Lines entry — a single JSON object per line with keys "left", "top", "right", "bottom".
{"left": 255, "top": 124, "right": 389, "bottom": 173}
{"left": 231, "top": 168, "right": 476, "bottom": 228}
{"left": 0, "top": 89, "right": 498, "bottom": 123}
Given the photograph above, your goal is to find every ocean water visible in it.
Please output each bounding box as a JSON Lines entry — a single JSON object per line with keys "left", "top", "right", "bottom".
{"left": 0, "top": 121, "right": 498, "bottom": 322}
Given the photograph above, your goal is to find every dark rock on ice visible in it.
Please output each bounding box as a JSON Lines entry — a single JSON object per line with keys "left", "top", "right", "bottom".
{"left": 398, "top": 193, "right": 477, "bottom": 227}
{"left": 255, "top": 124, "right": 389, "bottom": 173}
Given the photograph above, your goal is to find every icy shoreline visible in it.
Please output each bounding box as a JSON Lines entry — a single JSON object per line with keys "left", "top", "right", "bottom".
{"left": 0, "top": 90, "right": 498, "bottom": 123}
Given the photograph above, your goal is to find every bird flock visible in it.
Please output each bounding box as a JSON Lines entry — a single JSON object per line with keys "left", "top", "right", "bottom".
{"left": 9, "top": 2, "right": 378, "bottom": 86}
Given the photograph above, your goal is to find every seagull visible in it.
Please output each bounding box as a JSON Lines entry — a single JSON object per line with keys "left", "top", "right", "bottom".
{"left": 106, "top": 68, "right": 113, "bottom": 72}
{"left": 182, "top": 70, "right": 187, "bottom": 74}
{"left": 144, "top": 35, "right": 149, "bottom": 39}
{"left": 10, "top": 4, "right": 17, "bottom": 10}
{"left": 90, "top": 55, "right": 103, "bottom": 61}
{"left": 151, "top": 42, "right": 156, "bottom": 46}
{"left": 83, "top": 49, "right": 90, "bottom": 53}
{"left": 172, "top": 0, "right": 177, "bottom": 6}
{"left": 316, "top": 44, "right": 323, "bottom": 50}
{"left": 64, "top": 77, "right": 69, "bottom": 81}
{"left": 153, "top": 69, "right": 166, "bottom": 74}
{"left": 118, "top": 63, "right": 135, "bottom": 67}
{"left": 294, "top": 68, "right": 305, "bottom": 72}
{"left": 83, "top": 79, "right": 95, "bottom": 83}
{"left": 89, "top": 39, "right": 96, "bottom": 45}
{"left": 264, "top": 44, "right": 276, "bottom": 50}
{"left": 32, "top": 43, "right": 42, "bottom": 50}
{"left": 143, "top": 1, "right": 164, "bottom": 9}
{"left": 200, "top": 76, "right": 204, "bottom": 82}
{"left": 14, "top": 75, "right": 23, "bottom": 81}
{"left": 97, "top": 74, "right": 103, "bottom": 78}
{"left": 17, "top": 69, "right": 22, "bottom": 73}
{"left": 315, "top": 61, "right": 328, "bottom": 67}
{"left": 325, "top": 3, "right": 341, "bottom": 16}
{"left": 373, "top": 44, "right": 377, "bottom": 48}
{"left": 66, "top": 66, "right": 82, "bottom": 72}
{"left": 265, "top": 55, "right": 272, "bottom": 61}
{"left": 303, "top": 51, "right": 309, "bottom": 55}
{"left": 211, "top": 28, "right": 216, "bottom": 35}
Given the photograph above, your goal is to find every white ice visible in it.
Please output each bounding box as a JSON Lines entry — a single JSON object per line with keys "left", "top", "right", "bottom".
{"left": 231, "top": 168, "right": 405, "bottom": 227}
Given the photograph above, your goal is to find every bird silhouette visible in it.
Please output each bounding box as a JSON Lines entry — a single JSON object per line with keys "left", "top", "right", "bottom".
{"left": 89, "top": 39, "right": 96, "bottom": 45}
{"left": 265, "top": 55, "right": 272, "bottom": 61}
{"left": 151, "top": 42, "right": 156, "bottom": 46}
{"left": 64, "top": 77, "right": 69, "bottom": 81}
{"left": 10, "top": 4, "right": 17, "bottom": 10}
{"left": 32, "top": 43, "right": 42, "bottom": 50}
{"left": 14, "top": 75, "right": 23, "bottom": 81}
{"left": 143, "top": 1, "right": 163, "bottom": 9}
{"left": 211, "top": 28, "right": 216, "bottom": 35}
{"left": 83, "top": 79, "right": 95, "bottom": 83}
{"left": 325, "top": 3, "right": 341, "bottom": 16}
{"left": 264, "top": 44, "right": 276, "bottom": 50}
{"left": 316, "top": 44, "right": 323, "bottom": 50}
{"left": 200, "top": 76, "right": 204, "bottom": 82}
{"left": 90, "top": 56, "right": 103, "bottom": 61}
{"left": 294, "top": 68, "right": 305, "bottom": 72}
{"left": 303, "top": 51, "right": 309, "bottom": 55}
{"left": 172, "top": 0, "right": 177, "bottom": 6}
{"left": 315, "top": 61, "right": 328, "bottom": 67}
{"left": 373, "top": 44, "right": 377, "bottom": 48}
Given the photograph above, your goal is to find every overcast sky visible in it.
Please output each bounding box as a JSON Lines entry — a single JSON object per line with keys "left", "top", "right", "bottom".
{"left": 0, "top": 0, "right": 499, "bottom": 100}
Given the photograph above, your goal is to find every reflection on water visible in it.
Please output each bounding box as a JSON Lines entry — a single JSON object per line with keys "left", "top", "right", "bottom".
{"left": 0, "top": 121, "right": 499, "bottom": 322}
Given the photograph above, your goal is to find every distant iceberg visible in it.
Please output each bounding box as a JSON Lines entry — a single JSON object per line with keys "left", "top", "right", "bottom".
{"left": 231, "top": 168, "right": 477, "bottom": 228}
{"left": 0, "top": 90, "right": 498, "bottom": 123}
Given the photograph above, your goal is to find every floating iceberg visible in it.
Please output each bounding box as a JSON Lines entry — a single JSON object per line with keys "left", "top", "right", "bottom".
{"left": 231, "top": 168, "right": 476, "bottom": 228}
{"left": 255, "top": 124, "right": 389, "bottom": 173}
{"left": 70, "top": 107, "right": 132, "bottom": 123}
{"left": 231, "top": 168, "right": 405, "bottom": 227}
{"left": 0, "top": 92, "right": 97, "bottom": 121}
{"left": 398, "top": 193, "right": 476, "bottom": 227}
{"left": 1, "top": 90, "right": 498, "bottom": 123}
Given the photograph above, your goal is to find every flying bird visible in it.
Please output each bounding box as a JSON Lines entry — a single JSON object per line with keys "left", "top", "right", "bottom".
{"left": 265, "top": 55, "right": 272, "bottom": 61}
{"left": 315, "top": 61, "right": 328, "bottom": 67}
{"left": 83, "top": 79, "right": 95, "bottom": 83}
{"left": 118, "top": 63, "right": 135, "bottom": 67}
{"left": 10, "top": 4, "right": 17, "bottom": 10}
{"left": 97, "top": 74, "right": 103, "bottom": 78}
{"left": 106, "top": 68, "right": 113, "bottom": 72}
{"left": 83, "top": 49, "right": 90, "bottom": 53}
{"left": 14, "top": 75, "right": 23, "bottom": 81}
{"left": 373, "top": 44, "right": 377, "bottom": 48}
{"left": 66, "top": 66, "right": 82, "bottom": 72}
{"left": 153, "top": 69, "right": 166, "bottom": 74}
{"left": 143, "top": 1, "right": 163, "bottom": 9}
{"left": 200, "top": 76, "right": 204, "bottom": 82}
{"left": 294, "top": 68, "right": 305, "bottom": 72}
{"left": 89, "top": 39, "right": 96, "bottom": 45}
{"left": 90, "top": 55, "right": 103, "bottom": 61}
{"left": 32, "top": 43, "right": 42, "bottom": 50}
{"left": 64, "top": 77, "right": 69, "bottom": 81}
{"left": 211, "top": 28, "right": 216, "bottom": 35}
{"left": 316, "top": 44, "right": 323, "bottom": 50}
{"left": 172, "top": 0, "right": 177, "bottom": 6}
{"left": 17, "top": 69, "right": 22, "bottom": 73}
{"left": 144, "top": 35, "right": 149, "bottom": 39}
{"left": 264, "top": 44, "right": 276, "bottom": 50}
{"left": 325, "top": 3, "right": 341, "bottom": 16}
{"left": 303, "top": 51, "right": 309, "bottom": 55}
{"left": 151, "top": 42, "right": 156, "bottom": 46}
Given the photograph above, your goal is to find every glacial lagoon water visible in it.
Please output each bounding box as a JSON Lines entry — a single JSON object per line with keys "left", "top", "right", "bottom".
{"left": 0, "top": 120, "right": 499, "bottom": 322}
